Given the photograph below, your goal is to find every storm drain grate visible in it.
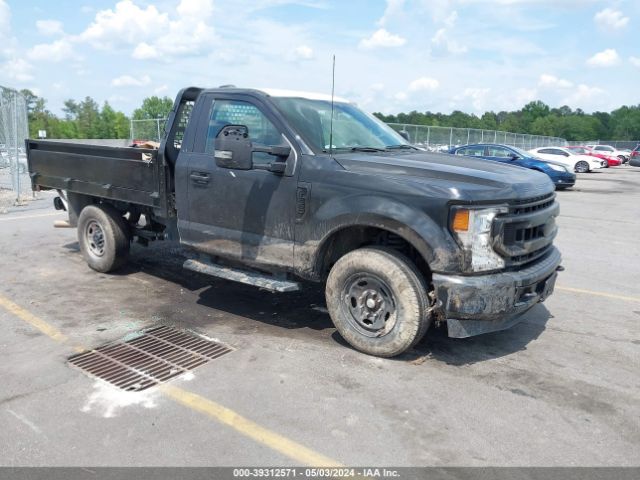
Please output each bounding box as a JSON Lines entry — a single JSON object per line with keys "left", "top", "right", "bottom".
{"left": 67, "top": 326, "right": 232, "bottom": 392}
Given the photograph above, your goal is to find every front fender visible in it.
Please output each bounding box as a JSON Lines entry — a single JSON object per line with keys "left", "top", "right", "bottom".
{"left": 294, "top": 194, "right": 460, "bottom": 279}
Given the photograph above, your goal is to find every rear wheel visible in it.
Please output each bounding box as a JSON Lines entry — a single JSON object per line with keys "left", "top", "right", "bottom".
{"left": 325, "top": 247, "right": 431, "bottom": 357}
{"left": 575, "top": 161, "right": 590, "bottom": 173}
{"left": 77, "top": 204, "right": 130, "bottom": 273}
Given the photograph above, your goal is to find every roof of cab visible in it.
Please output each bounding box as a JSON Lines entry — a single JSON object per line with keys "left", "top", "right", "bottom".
{"left": 201, "top": 86, "right": 351, "bottom": 103}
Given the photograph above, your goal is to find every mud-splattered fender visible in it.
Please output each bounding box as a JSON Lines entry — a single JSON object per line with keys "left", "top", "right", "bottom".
{"left": 294, "top": 193, "right": 461, "bottom": 279}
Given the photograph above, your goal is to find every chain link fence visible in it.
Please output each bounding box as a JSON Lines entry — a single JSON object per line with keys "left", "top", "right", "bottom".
{"left": 387, "top": 123, "right": 566, "bottom": 152}
{"left": 565, "top": 140, "right": 640, "bottom": 150}
{"left": 0, "top": 86, "right": 31, "bottom": 212}
{"left": 130, "top": 118, "right": 165, "bottom": 143}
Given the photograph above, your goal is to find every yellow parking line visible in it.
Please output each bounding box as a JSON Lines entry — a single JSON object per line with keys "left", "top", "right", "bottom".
{"left": 0, "top": 295, "right": 69, "bottom": 343}
{"left": 161, "top": 384, "right": 341, "bottom": 466}
{"left": 556, "top": 286, "right": 640, "bottom": 303}
{"left": 0, "top": 293, "right": 341, "bottom": 467}
{"left": 0, "top": 212, "right": 63, "bottom": 222}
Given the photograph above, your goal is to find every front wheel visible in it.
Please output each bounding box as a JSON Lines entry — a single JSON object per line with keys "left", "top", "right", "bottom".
{"left": 325, "top": 247, "right": 431, "bottom": 357}
{"left": 575, "top": 161, "right": 590, "bottom": 173}
{"left": 77, "top": 204, "right": 130, "bottom": 273}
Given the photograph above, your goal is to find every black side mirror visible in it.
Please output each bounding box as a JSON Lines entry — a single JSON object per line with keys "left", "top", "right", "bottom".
{"left": 509, "top": 153, "right": 519, "bottom": 160}
{"left": 399, "top": 130, "right": 410, "bottom": 141}
{"left": 253, "top": 145, "right": 291, "bottom": 175}
{"left": 214, "top": 125, "right": 253, "bottom": 170}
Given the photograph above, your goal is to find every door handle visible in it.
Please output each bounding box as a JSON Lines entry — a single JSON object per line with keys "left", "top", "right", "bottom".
{"left": 190, "top": 172, "right": 210, "bottom": 185}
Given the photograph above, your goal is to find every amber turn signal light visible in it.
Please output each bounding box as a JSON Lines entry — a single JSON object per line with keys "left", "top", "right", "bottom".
{"left": 452, "top": 209, "right": 470, "bottom": 232}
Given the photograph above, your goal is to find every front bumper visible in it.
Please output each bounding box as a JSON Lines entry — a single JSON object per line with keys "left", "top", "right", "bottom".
{"left": 432, "top": 247, "right": 562, "bottom": 338}
{"left": 553, "top": 174, "right": 575, "bottom": 188}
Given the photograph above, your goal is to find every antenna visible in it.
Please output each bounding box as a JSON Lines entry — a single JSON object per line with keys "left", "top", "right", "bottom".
{"left": 329, "top": 54, "right": 335, "bottom": 156}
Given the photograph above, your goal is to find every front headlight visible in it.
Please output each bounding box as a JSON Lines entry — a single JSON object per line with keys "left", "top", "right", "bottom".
{"left": 549, "top": 164, "right": 567, "bottom": 172}
{"left": 450, "top": 206, "right": 508, "bottom": 272}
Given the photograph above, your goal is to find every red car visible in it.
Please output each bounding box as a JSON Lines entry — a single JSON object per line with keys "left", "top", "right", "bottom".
{"left": 566, "top": 145, "right": 621, "bottom": 166}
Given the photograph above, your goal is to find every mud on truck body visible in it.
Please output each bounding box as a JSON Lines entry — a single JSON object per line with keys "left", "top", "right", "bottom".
{"left": 26, "top": 87, "right": 563, "bottom": 357}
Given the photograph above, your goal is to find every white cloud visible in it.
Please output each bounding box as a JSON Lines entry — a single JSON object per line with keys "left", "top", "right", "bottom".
{"left": 111, "top": 74, "right": 151, "bottom": 87}
{"left": 290, "top": 45, "right": 314, "bottom": 61}
{"left": 431, "top": 28, "right": 467, "bottom": 54}
{"left": 394, "top": 91, "right": 408, "bottom": 101}
{"left": 630, "top": 56, "right": 640, "bottom": 68}
{"left": 80, "top": 0, "right": 216, "bottom": 60}
{"left": 562, "top": 84, "right": 604, "bottom": 107}
{"left": 430, "top": 12, "right": 466, "bottom": 55}
{"left": 377, "top": 0, "right": 405, "bottom": 26}
{"left": 408, "top": 77, "right": 439, "bottom": 92}
{"left": 36, "top": 19, "right": 64, "bottom": 36}
{"left": 586, "top": 48, "right": 620, "bottom": 67}
{"left": 1, "top": 58, "right": 34, "bottom": 82}
{"left": 132, "top": 42, "right": 158, "bottom": 60}
{"left": 27, "top": 39, "right": 76, "bottom": 62}
{"left": 359, "top": 28, "right": 406, "bottom": 49}
{"left": 538, "top": 74, "right": 573, "bottom": 89}
{"left": 454, "top": 87, "right": 491, "bottom": 111}
{"left": 154, "top": 84, "right": 169, "bottom": 94}
{"left": 594, "top": 8, "right": 628, "bottom": 30}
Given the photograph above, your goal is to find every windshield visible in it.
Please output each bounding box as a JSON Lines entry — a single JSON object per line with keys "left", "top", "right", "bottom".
{"left": 570, "top": 147, "right": 588, "bottom": 154}
{"left": 272, "top": 97, "right": 410, "bottom": 153}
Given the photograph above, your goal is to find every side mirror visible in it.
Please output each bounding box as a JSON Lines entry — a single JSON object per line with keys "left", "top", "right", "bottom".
{"left": 509, "top": 153, "right": 519, "bottom": 160}
{"left": 214, "top": 125, "right": 253, "bottom": 170}
{"left": 399, "top": 130, "right": 411, "bottom": 141}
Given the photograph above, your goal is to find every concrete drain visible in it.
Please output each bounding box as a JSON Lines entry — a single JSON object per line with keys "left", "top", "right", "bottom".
{"left": 68, "top": 326, "right": 232, "bottom": 391}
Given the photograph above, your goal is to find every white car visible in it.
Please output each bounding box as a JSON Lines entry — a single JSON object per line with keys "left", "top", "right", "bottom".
{"left": 529, "top": 147, "right": 606, "bottom": 173}
{"left": 586, "top": 144, "right": 629, "bottom": 162}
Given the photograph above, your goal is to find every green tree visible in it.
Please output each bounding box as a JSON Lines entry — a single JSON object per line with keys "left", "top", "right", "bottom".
{"left": 132, "top": 96, "right": 173, "bottom": 120}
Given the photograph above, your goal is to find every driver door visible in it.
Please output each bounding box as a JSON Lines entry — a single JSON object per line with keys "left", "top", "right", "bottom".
{"left": 181, "top": 94, "right": 298, "bottom": 270}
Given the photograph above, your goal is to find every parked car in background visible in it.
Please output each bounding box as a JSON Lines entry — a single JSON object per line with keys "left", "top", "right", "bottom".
{"left": 530, "top": 147, "right": 606, "bottom": 173}
{"left": 449, "top": 144, "right": 575, "bottom": 189}
{"left": 586, "top": 144, "right": 629, "bottom": 163}
{"left": 565, "top": 145, "right": 620, "bottom": 167}
{"left": 630, "top": 145, "right": 640, "bottom": 167}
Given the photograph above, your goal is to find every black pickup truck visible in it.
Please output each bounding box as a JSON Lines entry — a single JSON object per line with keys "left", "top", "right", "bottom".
{"left": 26, "top": 87, "right": 562, "bottom": 357}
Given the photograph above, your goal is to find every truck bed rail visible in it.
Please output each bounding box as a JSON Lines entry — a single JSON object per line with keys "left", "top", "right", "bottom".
{"left": 26, "top": 140, "right": 167, "bottom": 211}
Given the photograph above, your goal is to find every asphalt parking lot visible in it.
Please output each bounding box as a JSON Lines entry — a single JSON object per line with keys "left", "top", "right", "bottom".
{"left": 0, "top": 166, "right": 639, "bottom": 467}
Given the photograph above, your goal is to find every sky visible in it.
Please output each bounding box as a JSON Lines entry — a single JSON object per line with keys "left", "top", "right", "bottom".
{"left": 0, "top": 0, "right": 639, "bottom": 116}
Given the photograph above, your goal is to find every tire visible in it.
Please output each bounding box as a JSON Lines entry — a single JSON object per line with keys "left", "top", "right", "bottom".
{"left": 77, "top": 204, "right": 130, "bottom": 273}
{"left": 617, "top": 155, "right": 626, "bottom": 163}
{"left": 325, "top": 246, "right": 431, "bottom": 357}
{"left": 575, "top": 161, "right": 589, "bottom": 173}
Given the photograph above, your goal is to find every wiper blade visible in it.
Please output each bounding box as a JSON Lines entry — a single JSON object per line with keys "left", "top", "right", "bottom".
{"left": 386, "top": 144, "right": 418, "bottom": 150}
{"left": 349, "top": 146, "right": 386, "bottom": 152}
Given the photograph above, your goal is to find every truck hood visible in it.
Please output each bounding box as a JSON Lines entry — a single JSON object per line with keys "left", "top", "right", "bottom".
{"left": 333, "top": 151, "right": 554, "bottom": 201}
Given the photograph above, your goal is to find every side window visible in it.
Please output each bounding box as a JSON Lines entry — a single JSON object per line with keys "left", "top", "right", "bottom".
{"left": 487, "top": 147, "right": 511, "bottom": 158}
{"left": 205, "top": 100, "right": 284, "bottom": 165}
{"left": 538, "top": 149, "right": 552, "bottom": 154}
{"left": 457, "top": 146, "right": 485, "bottom": 156}
{"left": 544, "top": 149, "right": 562, "bottom": 156}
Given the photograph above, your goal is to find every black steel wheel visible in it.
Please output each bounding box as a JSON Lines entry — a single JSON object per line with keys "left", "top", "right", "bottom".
{"left": 326, "top": 246, "right": 431, "bottom": 357}
{"left": 77, "top": 204, "right": 130, "bottom": 273}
